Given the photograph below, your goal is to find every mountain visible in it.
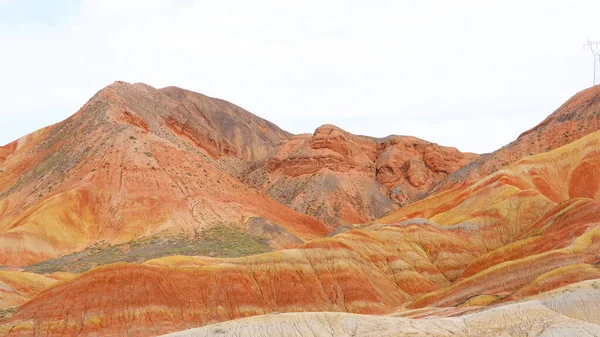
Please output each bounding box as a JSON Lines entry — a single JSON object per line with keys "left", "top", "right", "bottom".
{"left": 0, "top": 82, "right": 329, "bottom": 266}
{"left": 431, "top": 85, "right": 600, "bottom": 195}
{"left": 1, "top": 83, "right": 600, "bottom": 337}
{"left": 158, "top": 85, "right": 291, "bottom": 165}
{"left": 3, "top": 128, "right": 600, "bottom": 336}
{"left": 244, "top": 124, "right": 478, "bottom": 225}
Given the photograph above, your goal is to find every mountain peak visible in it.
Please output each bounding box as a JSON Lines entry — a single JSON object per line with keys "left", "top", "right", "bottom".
{"left": 430, "top": 85, "right": 600, "bottom": 195}
{"left": 519, "top": 85, "right": 600, "bottom": 139}
{"left": 245, "top": 122, "right": 478, "bottom": 225}
{"left": 0, "top": 82, "right": 303, "bottom": 265}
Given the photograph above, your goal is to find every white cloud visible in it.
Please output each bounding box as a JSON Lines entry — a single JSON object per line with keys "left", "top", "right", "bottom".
{"left": 0, "top": 0, "right": 598, "bottom": 153}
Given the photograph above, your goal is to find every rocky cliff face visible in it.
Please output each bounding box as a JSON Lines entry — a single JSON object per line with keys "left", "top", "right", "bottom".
{"left": 245, "top": 124, "right": 478, "bottom": 225}
{"left": 2, "top": 83, "right": 600, "bottom": 337}
{"left": 375, "top": 135, "right": 478, "bottom": 202}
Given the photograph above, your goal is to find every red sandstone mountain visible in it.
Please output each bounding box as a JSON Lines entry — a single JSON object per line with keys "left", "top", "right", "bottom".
{"left": 0, "top": 82, "right": 329, "bottom": 266}
{"left": 3, "top": 128, "right": 600, "bottom": 336}
{"left": 432, "top": 85, "right": 600, "bottom": 195}
{"left": 2, "top": 83, "right": 600, "bottom": 337}
{"left": 244, "top": 124, "right": 478, "bottom": 225}
{"left": 0, "top": 81, "right": 477, "bottom": 265}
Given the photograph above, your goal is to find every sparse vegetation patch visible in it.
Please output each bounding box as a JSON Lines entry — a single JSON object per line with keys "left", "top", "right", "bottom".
{"left": 23, "top": 226, "right": 271, "bottom": 274}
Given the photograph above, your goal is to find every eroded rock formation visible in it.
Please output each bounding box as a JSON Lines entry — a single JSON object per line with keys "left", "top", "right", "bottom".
{"left": 245, "top": 125, "right": 478, "bottom": 225}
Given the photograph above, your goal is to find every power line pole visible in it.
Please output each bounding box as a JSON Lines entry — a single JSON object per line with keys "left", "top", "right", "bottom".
{"left": 585, "top": 38, "right": 600, "bottom": 86}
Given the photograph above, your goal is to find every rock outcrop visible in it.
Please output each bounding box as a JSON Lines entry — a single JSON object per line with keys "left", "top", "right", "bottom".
{"left": 245, "top": 125, "right": 478, "bottom": 225}
{"left": 0, "top": 82, "right": 479, "bottom": 265}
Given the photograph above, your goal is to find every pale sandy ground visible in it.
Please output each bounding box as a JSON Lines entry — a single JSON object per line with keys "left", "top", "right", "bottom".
{"left": 162, "top": 279, "right": 600, "bottom": 337}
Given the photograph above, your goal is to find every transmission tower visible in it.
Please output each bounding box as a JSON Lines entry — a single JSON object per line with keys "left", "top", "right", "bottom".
{"left": 585, "top": 38, "right": 600, "bottom": 85}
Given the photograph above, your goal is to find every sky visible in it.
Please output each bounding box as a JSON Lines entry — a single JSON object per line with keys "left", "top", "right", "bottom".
{"left": 0, "top": 0, "right": 598, "bottom": 153}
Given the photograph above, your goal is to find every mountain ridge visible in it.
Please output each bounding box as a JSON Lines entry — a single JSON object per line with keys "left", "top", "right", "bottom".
{"left": 428, "top": 84, "right": 600, "bottom": 197}
{"left": 0, "top": 81, "right": 328, "bottom": 266}
{"left": 2, "top": 82, "right": 600, "bottom": 337}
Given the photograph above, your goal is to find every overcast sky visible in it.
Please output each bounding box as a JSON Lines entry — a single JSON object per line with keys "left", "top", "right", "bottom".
{"left": 0, "top": 0, "right": 598, "bottom": 153}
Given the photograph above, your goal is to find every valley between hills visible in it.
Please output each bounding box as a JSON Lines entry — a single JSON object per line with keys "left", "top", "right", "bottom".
{"left": 1, "top": 82, "right": 600, "bottom": 336}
